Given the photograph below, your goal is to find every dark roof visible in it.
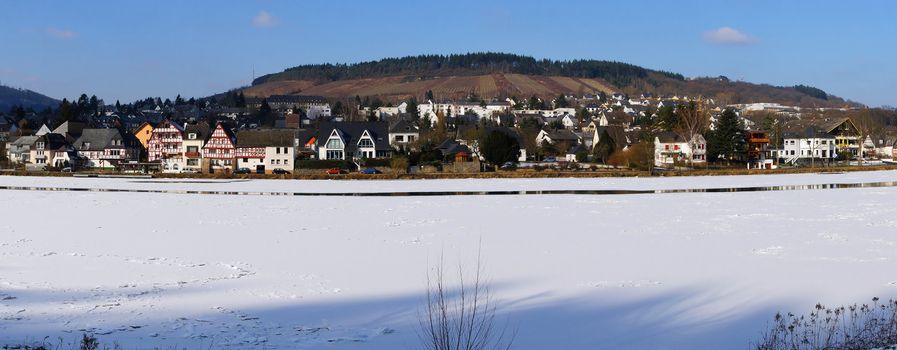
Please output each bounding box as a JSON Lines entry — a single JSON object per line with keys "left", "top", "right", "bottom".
{"left": 389, "top": 120, "right": 419, "bottom": 133}
{"left": 546, "top": 128, "right": 580, "bottom": 142}
{"left": 41, "top": 133, "right": 70, "bottom": 151}
{"left": 436, "top": 139, "right": 471, "bottom": 156}
{"left": 236, "top": 129, "right": 295, "bottom": 147}
{"left": 73, "top": 129, "right": 125, "bottom": 151}
{"left": 595, "top": 126, "right": 629, "bottom": 149}
{"left": 184, "top": 123, "right": 210, "bottom": 140}
{"left": 655, "top": 131, "right": 686, "bottom": 143}
{"left": 317, "top": 122, "right": 390, "bottom": 152}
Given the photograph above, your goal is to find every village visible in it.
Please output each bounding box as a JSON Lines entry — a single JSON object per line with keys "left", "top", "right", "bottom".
{"left": 2, "top": 92, "right": 895, "bottom": 176}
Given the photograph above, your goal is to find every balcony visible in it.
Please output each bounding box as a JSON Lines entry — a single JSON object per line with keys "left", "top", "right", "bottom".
{"left": 185, "top": 151, "right": 201, "bottom": 158}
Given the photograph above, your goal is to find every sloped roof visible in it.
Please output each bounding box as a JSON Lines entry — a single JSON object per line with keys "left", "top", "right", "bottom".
{"left": 389, "top": 120, "right": 419, "bottom": 133}
{"left": 236, "top": 129, "right": 295, "bottom": 147}
{"left": 317, "top": 122, "right": 390, "bottom": 152}
{"left": 184, "top": 123, "right": 210, "bottom": 140}
{"left": 73, "top": 128, "right": 125, "bottom": 151}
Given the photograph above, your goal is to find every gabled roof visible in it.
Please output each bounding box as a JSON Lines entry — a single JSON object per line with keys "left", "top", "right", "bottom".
{"left": 655, "top": 131, "right": 686, "bottom": 143}
{"left": 184, "top": 123, "right": 210, "bottom": 140}
{"left": 41, "top": 133, "right": 70, "bottom": 150}
{"left": 52, "top": 121, "right": 86, "bottom": 137}
{"left": 317, "top": 122, "right": 390, "bottom": 152}
{"left": 236, "top": 129, "right": 295, "bottom": 148}
{"left": 544, "top": 128, "right": 580, "bottom": 142}
{"left": 73, "top": 129, "right": 125, "bottom": 151}
{"left": 389, "top": 120, "right": 419, "bottom": 133}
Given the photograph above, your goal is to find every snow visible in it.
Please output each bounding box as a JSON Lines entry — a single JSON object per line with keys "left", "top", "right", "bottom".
{"left": 1, "top": 171, "right": 897, "bottom": 349}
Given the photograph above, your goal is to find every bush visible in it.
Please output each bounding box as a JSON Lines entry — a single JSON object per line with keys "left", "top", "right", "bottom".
{"left": 390, "top": 157, "right": 409, "bottom": 173}
{"left": 754, "top": 297, "right": 897, "bottom": 350}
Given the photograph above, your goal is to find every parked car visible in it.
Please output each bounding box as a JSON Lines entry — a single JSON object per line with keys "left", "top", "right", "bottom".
{"left": 272, "top": 168, "right": 290, "bottom": 175}
{"left": 360, "top": 167, "right": 382, "bottom": 174}
{"left": 542, "top": 156, "right": 557, "bottom": 163}
{"left": 60, "top": 167, "right": 72, "bottom": 172}
{"left": 234, "top": 167, "right": 251, "bottom": 174}
{"left": 500, "top": 162, "right": 517, "bottom": 170}
{"left": 325, "top": 168, "right": 345, "bottom": 175}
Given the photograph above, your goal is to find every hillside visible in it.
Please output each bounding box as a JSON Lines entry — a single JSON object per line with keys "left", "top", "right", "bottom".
{"left": 0, "top": 85, "right": 59, "bottom": 112}
{"left": 243, "top": 53, "right": 856, "bottom": 108}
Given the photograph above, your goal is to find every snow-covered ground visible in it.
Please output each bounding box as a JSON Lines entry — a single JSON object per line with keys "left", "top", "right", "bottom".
{"left": 2, "top": 171, "right": 897, "bottom": 349}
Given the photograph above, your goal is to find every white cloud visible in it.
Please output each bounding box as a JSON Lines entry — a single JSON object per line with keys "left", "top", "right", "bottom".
{"left": 46, "top": 27, "right": 78, "bottom": 39}
{"left": 251, "top": 10, "right": 280, "bottom": 28}
{"left": 703, "top": 27, "right": 755, "bottom": 45}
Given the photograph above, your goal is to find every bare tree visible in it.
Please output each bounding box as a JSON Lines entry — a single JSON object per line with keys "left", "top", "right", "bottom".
{"left": 674, "top": 99, "right": 711, "bottom": 165}
{"left": 418, "top": 250, "right": 515, "bottom": 350}
{"left": 852, "top": 109, "right": 882, "bottom": 166}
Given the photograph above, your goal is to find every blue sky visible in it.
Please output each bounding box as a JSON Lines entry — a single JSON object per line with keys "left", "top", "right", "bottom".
{"left": 1, "top": 0, "right": 895, "bottom": 107}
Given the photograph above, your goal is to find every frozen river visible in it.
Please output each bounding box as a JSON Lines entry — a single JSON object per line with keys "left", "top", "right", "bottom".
{"left": 2, "top": 171, "right": 897, "bottom": 349}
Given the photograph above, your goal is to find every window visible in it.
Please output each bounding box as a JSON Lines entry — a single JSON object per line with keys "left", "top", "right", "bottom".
{"left": 326, "top": 150, "right": 344, "bottom": 159}
{"left": 409, "top": 135, "right": 415, "bottom": 142}
{"left": 396, "top": 135, "right": 405, "bottom": 142}
{"left": 187, "top": 159, "right": 198, "bottom": 166}
{"left": 188, "top": 133, "right": 196, "bottom": 140}
{"left": 276, "top": 147, "right": 281, "bottom": 154}
{"left": 270, "top": 159, "right": 275, "bottom": 164}
{"left": 358, "top": 138, "right": 374, "bottom": 148}
{"left": 187, "top": 146, "right": 198, "bottom": 153}
{"left": 326, "top": 138, "right": 343, "bottom": 149}
{"left": 243, "top": 158, "right": 248, "bottom": 162}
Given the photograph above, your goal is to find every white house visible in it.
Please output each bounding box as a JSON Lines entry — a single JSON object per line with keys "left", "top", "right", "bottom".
{"left": 72, "top": 128, "right": 138, "bottom": 169}
{"left": 781, "top": 128, "right": 837, "bottom": 165}
{"left": 388, "top": 120, "right": 420, "bottom": 151}
{"left": 235, "top": 130, "right": 295, "bottom": 173}
{"left": 317, "top": 122, "right": 391, "bottom": 160}
{"left": 654, "top": 132, "right": 706, "bottom": 167}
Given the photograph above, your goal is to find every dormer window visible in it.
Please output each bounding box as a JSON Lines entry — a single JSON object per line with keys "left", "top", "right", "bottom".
{"left": 188, "top": 133, "right": 197, "bottom": 140}
{"left": 82, "top": 142, "right": 90, "bottom": 150}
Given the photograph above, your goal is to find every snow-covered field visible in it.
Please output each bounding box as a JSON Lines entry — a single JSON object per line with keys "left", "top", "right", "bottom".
{"left": 2, "top": 171, "right": 897, "bottom": 349}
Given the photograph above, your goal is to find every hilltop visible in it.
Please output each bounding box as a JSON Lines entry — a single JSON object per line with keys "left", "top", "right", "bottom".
{"left": 244, "top": 53, "right": 857, "bottom": 108}
{"left": 0, "top": 85, "right": 60, "bottom": 112}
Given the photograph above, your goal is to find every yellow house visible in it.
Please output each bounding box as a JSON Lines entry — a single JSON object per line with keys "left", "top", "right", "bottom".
{"left": 133, "top": 122, "right": 155, "bottom": 150}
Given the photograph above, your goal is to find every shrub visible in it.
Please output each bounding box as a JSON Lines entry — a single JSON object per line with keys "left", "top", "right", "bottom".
{"left": 754, "top": 297, "right": 897, "bottom": 350}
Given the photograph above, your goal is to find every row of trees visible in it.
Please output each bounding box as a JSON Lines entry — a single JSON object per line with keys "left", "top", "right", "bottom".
{"left": 255, "top": 52, "right": 661, "bottom": 88}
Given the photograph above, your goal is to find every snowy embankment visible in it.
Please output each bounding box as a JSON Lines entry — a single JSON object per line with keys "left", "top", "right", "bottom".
{"left": 1, "top": 171, "right": 897, "bottom": 349}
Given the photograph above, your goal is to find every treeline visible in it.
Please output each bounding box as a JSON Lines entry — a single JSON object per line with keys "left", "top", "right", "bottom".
{"left": 253, "top": 52, "right": 675, "bottom": 88}
{"left": 793, "top": 84, "right": 828, "bottom": 100}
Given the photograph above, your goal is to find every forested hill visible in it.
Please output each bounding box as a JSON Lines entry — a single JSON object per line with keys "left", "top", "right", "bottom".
{"left": 0, "top": 85, "right": 60, "bottom": 112}
{"left": 246, "top": 53, "right": 857, "bottom": 108}
{"left": 252, "top": 53, "right": 684, "bottom": 88}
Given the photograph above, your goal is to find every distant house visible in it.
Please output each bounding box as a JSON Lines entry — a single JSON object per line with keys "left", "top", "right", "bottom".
{"left": 201, "top": 123, "right": 237, "bottom": 173}
{"left": 781, "top": 127, "right": 837, "bottom": 165}
{"left": 147, "top": 119, "right": 186, "bottom": 173}
{"left": 182, "top": 124, "right": 209, "bottom": 173}
{"left": 28, "top": 133, "right": 72, "bottom": 170}
{"left": 72, "top": 128, "right": 138, "bottom": 169}
{"left": 235, "top": 129, "right": 295, "bottom": 173}
{"left": 388, "top": 120, "right": 420, "bottom": 151}
{"left": 6, "top": 135, "right": 39, "bottom": 164}
{"left": 559, "top": 114, "right": 578, "bottom": 129}
{"left": 654, "top": 132, "right": 706, "bottom": 167}
{"left": 316, "top": 122, "right": 391, "bottom": 160}
{"left": 536, "top": 129, "right": 581, "bottom": 147}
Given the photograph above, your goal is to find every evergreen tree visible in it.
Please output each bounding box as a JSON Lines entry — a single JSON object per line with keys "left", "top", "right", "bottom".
{"left": 406, "top": 97, "right": 419, "bottom": 121}
{"left": 479, "top": 130, "right": 520, "bottom": 166}
{"left": 593, "top": 129, "right": 616, "bottom": 164}
{"left": 707, "top": 108, "right": 745, "bottom": 162}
